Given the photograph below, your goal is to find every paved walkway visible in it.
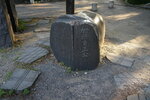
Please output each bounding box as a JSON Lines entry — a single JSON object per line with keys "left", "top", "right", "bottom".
{"left": 16, "top": 0, "right": 125, "bottom": 19}
{"left": 0, "top": 1, "right": 150, "bottom": 100}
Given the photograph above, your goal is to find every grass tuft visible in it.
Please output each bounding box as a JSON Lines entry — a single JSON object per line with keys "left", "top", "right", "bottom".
{"left": 0, "top": 89, "right": 7, "bottom": 97}
{"left": 4, "top": 71, "right": 13, "bottom": 81}
{"left": 22, "top": 89, "right": 30, "bottom": 95}
{"left": 17, "top": 19, "right": 27, "bottom": 32}
{"left": 59, "top": 62, "right": 73, "bottom": 73}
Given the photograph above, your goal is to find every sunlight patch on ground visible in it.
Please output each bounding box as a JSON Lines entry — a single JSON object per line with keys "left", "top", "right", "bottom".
{"left": 118, "top": 35, "right": 150, "bottom": 51}
{"left": 104, "top": 34, "right": 150, "bottom": 58}
{"left": 106, "top": 12, "right": 140, "bottom": 20}
{"left": 76, "top": 6, "right": 91, "bottom": 12}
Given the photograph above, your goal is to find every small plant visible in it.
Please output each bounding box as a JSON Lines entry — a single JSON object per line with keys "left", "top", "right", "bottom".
{"left": 59, "top": 62, "right": 65, "bottom": 66}
{"left": 8, "top": 90, "right": 15, "bottom": 96}
{"left": 17, "top": 19, "right": 27, "bottom": 32}
{"left": 13, "top": 56, "right": 19, "bottom": 61}
{"left": 0, "top": 89, "right": 7, "bottom": 97}
{"left": 22, "top": 89, "right": 30, "bottom": 95}
{"left": 15, "top": 63, "right": 38, "bottom": 71}
{"left": 0, "top": 49, "right": 6, "bottom": 53}
{"left": 4, "top": 71, "right": 13, "bottom": 81}
{"left": 14, "top": 40, "right": 23, "bottom": 47}
{"left": 59, "top": 62, "right": 73, "bottom": 73}
{"left": 66, "top": 67, "right": 72, "bottom": 73}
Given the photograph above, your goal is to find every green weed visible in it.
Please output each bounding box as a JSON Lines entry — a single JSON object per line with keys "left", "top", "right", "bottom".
{"left": 0, "top": 89, "right": 7, "bottom": 97}
{"left": 22, "top": 89, "right": 30, "bottom": 95}
{"left": 17, "top": 19, "right": 27, "bottom": 32}
{"left": 59, "top": 62, "right": 73, "bottom": 73}
{"left": 59, "top": 62, "right": 65, "bottom": 66}
{"left": 0, "top": 49, "right": 6, "bottom": 53}
{"left": 4, "top": 71, "right": 13, "bottom": 81}
{"left": 65, "top": 67, "right": 72, "bottom": 73}
{"left": 8, "top": 90, "right": 15, "bottom": 96}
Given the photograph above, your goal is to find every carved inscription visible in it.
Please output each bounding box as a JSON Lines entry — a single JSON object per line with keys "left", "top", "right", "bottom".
{"left": 80, "top": 28, "right": 89, "bottom": 57}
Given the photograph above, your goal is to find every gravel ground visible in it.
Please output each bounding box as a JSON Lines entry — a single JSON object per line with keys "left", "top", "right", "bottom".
{"left": 2, "top": 58, "right": 129, "bottom": 100}
{"left": 0, "top": 18, "right": 52, "bottom": 84}
{"left": 16, "top": 0, "right": 125, "bottom": 19}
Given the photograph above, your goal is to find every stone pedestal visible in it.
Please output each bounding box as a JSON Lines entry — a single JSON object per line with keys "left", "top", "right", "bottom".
{"left": 5, "top": 0, "right": 18, "bottom": 32}
{"left": 0, "top": 0, "right": 15, "bottom": 48}
{"left": 91, "top": 3, "right": 98, "bottom": 12}
{"left": 50, "top": 11, "right": 105, "bottom": 70}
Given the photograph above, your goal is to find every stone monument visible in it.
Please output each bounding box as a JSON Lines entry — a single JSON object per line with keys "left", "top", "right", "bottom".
{"left": 5, "top": 0, "right": 18, "bottom": 32}
{"left": 50, "top": 11, "right": 105, "bottom": 70}
{"left": 0, "top": 0, "right": 15, "bottom": 48}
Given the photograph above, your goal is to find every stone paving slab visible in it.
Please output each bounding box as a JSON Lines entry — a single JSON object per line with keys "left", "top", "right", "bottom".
{"left": 143, "top": 56, "right": 150, "bottom": 65}
{"left": 127, "top": 94, "right": 146, "bottom": 100}
{"left": 0, "top": 68, "right": 41, "bottom": 91}
{"left": 143, "top": 3, "right": 150, "bottom": 9}
{"left": 36, "top": 32, "right": 50, "bottom": 39}
{"left": 127, "top": 94, "right": 139, "bottom": 100}
{"left": 139, "top": 94, "right": 146, "bottom": 100}
{"left": 114, "top": 72, "right": 142, "bottom": 90}
{"left": 107, "top": 53, "right": 135, "bottom": 68}
{"left": 36, "top": 39, "right": 50, "bottom": 48}
{"left": 25, "top": 23, "right": 37, "bottom": 27}
{"left": 144, "top": 85, "right": 150, "bottom": 99}
{"left": 37, "top": 20, "right": 50, "bottom": 25}
{"left": 34, "top": 27, "right": 50, "bottom": 32}
{"left": 17, "top": 47, "right": 49, "bottom": 64}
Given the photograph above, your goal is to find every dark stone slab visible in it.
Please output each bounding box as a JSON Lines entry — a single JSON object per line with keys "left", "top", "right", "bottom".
{"left": 36, "top": 39, "right": 50, "bottom": 49}
{"left": 5, "top": 0, "right": 18, "bottom": 32}
{"left": 0, "top": 68, "right": 41, "bottom": 91}
{"left": 0, "top": 0, "right": 15, "bottom": 48}
{"left": 50, "top": 11, "right": 105, "bottom": 70}
{"left": 17, "top": 47, "right": 49, "bottom": 64}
